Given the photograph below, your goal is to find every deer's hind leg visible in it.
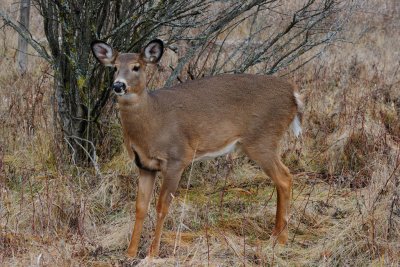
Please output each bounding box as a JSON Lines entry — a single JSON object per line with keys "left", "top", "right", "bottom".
{"left": 242, "top": 139, "right": 293, "bottom": 244}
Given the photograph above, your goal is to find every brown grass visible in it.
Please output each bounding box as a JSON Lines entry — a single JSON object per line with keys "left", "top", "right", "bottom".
{"left": 1, "top": 0, "right": 399, "bottom": 266}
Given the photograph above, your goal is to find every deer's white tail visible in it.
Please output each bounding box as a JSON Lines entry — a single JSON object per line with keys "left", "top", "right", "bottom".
{"left": 291, "top": 92, "right": 303, "bottom": 137}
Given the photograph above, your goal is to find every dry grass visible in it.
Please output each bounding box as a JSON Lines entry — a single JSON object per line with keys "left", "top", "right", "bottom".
{"left": 1, "top": 0, "right": 400, "bottom": 266}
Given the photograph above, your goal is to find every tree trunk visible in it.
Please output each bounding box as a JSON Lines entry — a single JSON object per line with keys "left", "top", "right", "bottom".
{"left": 17, "top": 0, "right": 30, "bottom": 74}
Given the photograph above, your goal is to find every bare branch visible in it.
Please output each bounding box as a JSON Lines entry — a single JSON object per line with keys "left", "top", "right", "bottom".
{"left": 0, "top": 8, "right": 52, "bottom": 62}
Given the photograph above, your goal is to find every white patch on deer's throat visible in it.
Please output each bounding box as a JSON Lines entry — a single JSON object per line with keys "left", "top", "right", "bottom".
{"left": 195, "top": 140, "right": 239, "bottom": 161}
{"left": 119, "top": 92, "right": 139, "bottom": 101}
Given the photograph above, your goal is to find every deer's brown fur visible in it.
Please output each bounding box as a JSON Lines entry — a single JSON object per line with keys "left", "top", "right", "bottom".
{"left": 91, "top": 39, "right": 302, "bottom": 258}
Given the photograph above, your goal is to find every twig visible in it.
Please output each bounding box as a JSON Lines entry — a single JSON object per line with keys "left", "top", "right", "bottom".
{"left": 291, "top": 182, "right": 315, "bottom": 243}
{"left": 205, "top": 197, "right": 211, "bottom": 266}
{"left": 27, "top": 175, "right": 36, "bottom": 233}
{"left": 173, "top": 147, "right": 197, "bottom": 257}
{"left": 65, "top": 135, "right": 102, "bottom": 176}
{"left": 242, "top": 216, "right": 246, "bottom": 267}
{"left": 0, "top": 9, "right": 51, "bottom": 62}
{"left": 219, "top": 158, "right": 233, "bottom": 214}
{"left": 372, "top": 144, "right": 400, "bottom": 210}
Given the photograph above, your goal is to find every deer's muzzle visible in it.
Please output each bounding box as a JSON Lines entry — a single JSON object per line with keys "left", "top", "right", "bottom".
{"left": 112, "top": 81, "right": 126, "bottom": 95}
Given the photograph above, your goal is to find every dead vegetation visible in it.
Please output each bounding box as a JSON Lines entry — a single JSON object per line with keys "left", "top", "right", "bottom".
{"left": 1, "top": 0, "right": 399, "bottom": 266}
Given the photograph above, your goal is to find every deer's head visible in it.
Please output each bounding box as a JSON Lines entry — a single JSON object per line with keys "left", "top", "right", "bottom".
{"left": 91, "top": 39, "right": 164, "bottom": 96}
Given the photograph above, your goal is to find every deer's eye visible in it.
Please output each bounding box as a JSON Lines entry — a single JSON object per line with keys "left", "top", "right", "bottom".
{"left": 132, "top": 65, "right": 140, "bottom": 72}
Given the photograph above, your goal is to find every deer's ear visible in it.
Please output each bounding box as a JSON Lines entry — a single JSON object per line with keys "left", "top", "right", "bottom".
{"left": 91, "top": 41, "right": 118, "bottom": 66}
{"left": 141, "top": 39, "right": 164, "bottom": 64}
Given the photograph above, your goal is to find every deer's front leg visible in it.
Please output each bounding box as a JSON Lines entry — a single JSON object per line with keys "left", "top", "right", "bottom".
{"left": 148, "top": 161, "right": 184, "bottom": 257}
{"left": 127, "top": 168, "right": 156, "bottom": 258}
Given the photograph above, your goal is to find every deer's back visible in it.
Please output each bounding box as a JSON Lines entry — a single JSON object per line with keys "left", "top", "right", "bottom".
{"left": 150, "top": 74, "right": 296, "bottom": 121}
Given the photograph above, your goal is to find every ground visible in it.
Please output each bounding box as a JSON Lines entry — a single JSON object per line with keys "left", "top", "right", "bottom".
{"left": 1, "top": 0, "right": 399, "bottom": 266}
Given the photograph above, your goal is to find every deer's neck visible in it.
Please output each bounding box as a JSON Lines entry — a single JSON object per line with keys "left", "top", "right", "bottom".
{"left": 117, "top": 92, "right": 154, "bottom": 145}
{"left": 117, "top": 91, "right": 146, "bottom": 107}
{"left": 118, "top": 91, "right": 151, "bottom": 117}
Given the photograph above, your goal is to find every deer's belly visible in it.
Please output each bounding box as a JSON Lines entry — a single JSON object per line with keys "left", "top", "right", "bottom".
{"left": 195, "top": 139, "right": 239, "bottom": 161}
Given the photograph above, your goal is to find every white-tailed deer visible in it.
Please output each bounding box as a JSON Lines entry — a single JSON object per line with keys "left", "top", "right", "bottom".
{"left": 91, "top": 39, "right": 303, "bottom": 258}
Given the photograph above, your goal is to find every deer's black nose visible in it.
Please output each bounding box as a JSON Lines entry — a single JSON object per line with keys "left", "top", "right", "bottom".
{"left": 112, "top": 82, "right": 126, "bottom": 93}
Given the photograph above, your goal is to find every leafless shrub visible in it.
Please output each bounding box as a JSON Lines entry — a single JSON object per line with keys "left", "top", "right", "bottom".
{"left": 1, "top": 0, "right": 351, "bottom": 165}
